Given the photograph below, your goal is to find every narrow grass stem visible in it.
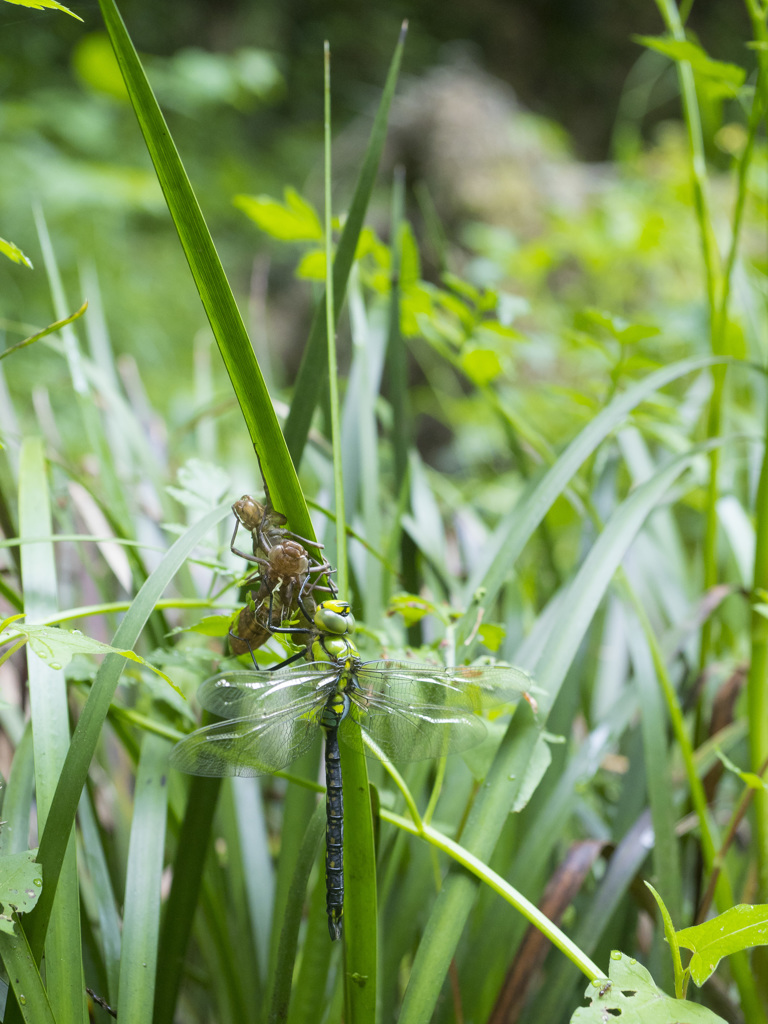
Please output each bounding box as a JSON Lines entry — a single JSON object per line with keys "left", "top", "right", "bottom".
{"left": 323, "top": 42, "right": 347, "bottom": 596}
{"left": 382, "top": 810, "right": 606, "bottom": 983}
{"left": 749, "top": 399, "right": 768, "bottom": 900}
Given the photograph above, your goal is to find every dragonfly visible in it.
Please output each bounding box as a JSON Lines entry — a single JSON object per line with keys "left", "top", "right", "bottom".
{"left": 170, "top": 597, "right": 534, "bottom": 941}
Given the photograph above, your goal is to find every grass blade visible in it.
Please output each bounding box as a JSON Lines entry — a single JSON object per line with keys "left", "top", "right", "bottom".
{"left": 25, "top": 503, "right": 231, "bottom": 962}
{"left": 95, "top": 0, "right": 312, "bottom": 541}
{"left": 398, "top": 439, "right": 729, "bottom": 1023}
{"left": 283, "top": 22, "right": 408, "bottom": 466}
{"left": 17, "top": 437, "right": 86, "bottom": 1024}
{"left": 117, "top": 734, "right": 171, "bottom": 1022}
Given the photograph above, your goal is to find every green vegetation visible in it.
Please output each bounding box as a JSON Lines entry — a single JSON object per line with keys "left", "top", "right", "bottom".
{"left": 2, "top": 0, "right": 768, "bottom": 1022}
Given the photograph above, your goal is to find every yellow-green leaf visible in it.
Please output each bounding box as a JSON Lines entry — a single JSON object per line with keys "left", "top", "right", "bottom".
{"left": 2, "top": 0, "right": 82, "bottom": 19}
{"left": 234, "top": 186, "right": 323, "bottom": 241}
{"left": 0, "top": 237, "right": 33, "bottom": 268}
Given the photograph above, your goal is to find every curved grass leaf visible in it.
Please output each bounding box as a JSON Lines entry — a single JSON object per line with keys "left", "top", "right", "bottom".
{"left": 457, "top": 355, "right": 727, "bottom": 647}
{"left": 398, "top": 438, "right": 730, "bottom": 1024}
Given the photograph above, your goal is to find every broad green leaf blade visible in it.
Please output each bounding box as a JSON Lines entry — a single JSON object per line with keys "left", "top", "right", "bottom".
{"left": 676, "top": 905, "right": 768, "bottom": 986}
{"left": 283, "top": 21, "right": 408, "bottom": 466}
{"left": 0, "top": 852, "right": 43, "bottom": 925}
{"left": 341, "top": 747, "right": 377, "bottom": 1022}
{"left": 572, "top": 953, "right": 727, "bottom": 1022}
{"left": 96, "top": 0, "right": 313, "bottom": 544}
{"left": 117, "top": 734, "right": 171, "bottom": 1023}
{"left": 18, "top": 437, "right": 86, "bottom": 1024}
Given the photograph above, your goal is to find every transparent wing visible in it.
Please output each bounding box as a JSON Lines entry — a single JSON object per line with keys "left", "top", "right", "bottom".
{"left": 342, "top": 687, "right": 487, "bottom": 761}
{"left": 359, "top": 660, "right": 534, "bottom": 710}
{"left": 337, "top": 659, "right": 533, "bottom": 762}
{"left": 169, "top": 691, "right": 326, "bottom": 777}
{"left": 195, "top": 664, "right": 341, "bottom": 718}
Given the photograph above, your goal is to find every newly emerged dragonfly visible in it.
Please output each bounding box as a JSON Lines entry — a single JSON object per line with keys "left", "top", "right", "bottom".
{"left": 170, "top": 598, "right": 534, "bottom": 941}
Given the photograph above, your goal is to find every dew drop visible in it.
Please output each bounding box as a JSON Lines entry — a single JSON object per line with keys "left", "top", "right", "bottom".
{"left": 33, "top": 879, "right": 42, "bottom": 887}
{"left": 38, "top": 651, "right": 47, "bottom": 659}
{"left": 18, "top": 995, "right": 26, "bottom": 1005}
{"left": 610, "top": 950, "right": 622, "bottom": 961}
{"left": 629, "top": 958, "right": 636, "bottom": 964}
{"left": 72, "top": 629, "right": 82, "bottom": 636}
{"left": 50, "top": 662, "right": 62, "bottom": 670}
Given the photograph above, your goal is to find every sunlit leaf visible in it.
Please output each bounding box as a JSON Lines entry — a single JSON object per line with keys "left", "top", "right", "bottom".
{"left": 184, "top": 614, "right": 232, "bottom": 638}
{"left": 572, "top": 952, "right": 727, "bottom": 1021}
{"left": 2, "top": 0, "right": 82, "bottom": 19}
{"left": 0, "top": 851, "right": 43, "bottom": 934}
{"left": 460, "top": 347, "right": 504, "bottom": 385}
{"left": 0, "top": 623, "right": 182, "bottom": 695}
{"left": 634, "top": 35, "right": 746, "bottom": 90}
{"left": 676, "top": 906, "right": 768, "bottom": 986}
{"left": 295, "top": 249, "right": 327, "bottom": 280}
{"left": 234, "top": 186, "right": 323, "bottom": 241}
{"left": 0, "top": 237, "right": 33, "bottom": 268}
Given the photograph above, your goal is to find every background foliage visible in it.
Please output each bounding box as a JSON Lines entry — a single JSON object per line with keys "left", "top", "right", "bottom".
{"left": 1, "top": 1, "right": 768, "bottom": 1023}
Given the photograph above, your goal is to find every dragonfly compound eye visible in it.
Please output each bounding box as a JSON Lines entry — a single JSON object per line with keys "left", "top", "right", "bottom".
{"left": 316, "top": 602, "right": 356, "bottom": 636}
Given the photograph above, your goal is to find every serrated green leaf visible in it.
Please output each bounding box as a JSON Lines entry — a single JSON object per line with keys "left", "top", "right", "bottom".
{"left": 1, "top": 0, "right": 82, "bottom": 19}
{"left": 633, "top": 35, "right": 746, "bottom": 88}
{"left": 0, "top": 851, "right": 43, "bottom": 919}
{"left": 0, "top": 624, "right": 182, "bottom": 695}
{"left": 234, "top": 187, "right": 323, "bottom": 241}
{"left": 572, "top": 953, "right": 727, "bottom": 1022}
{"left": 676, "top": 906, "right": 768, "bottom": 986}
{"left": 0, "top": 238, "right": 33, "bottom": 268}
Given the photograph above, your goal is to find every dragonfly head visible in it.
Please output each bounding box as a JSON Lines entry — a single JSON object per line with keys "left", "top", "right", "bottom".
{"left": 315, "top": 599, "right": 356, "bottom": 637}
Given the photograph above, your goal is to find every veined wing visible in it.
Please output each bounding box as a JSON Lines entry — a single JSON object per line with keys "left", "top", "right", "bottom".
{"left": 358, "top": 660, "right": 535, "bottom": 711}
{"left": 169, "top": 691, "right": 326, "bottom": 777}
{"left": 195, "top": 664, "right": 342, "bottom": 719}
{"left": 342, "top": 685, "right": 487, "bottom": 761}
